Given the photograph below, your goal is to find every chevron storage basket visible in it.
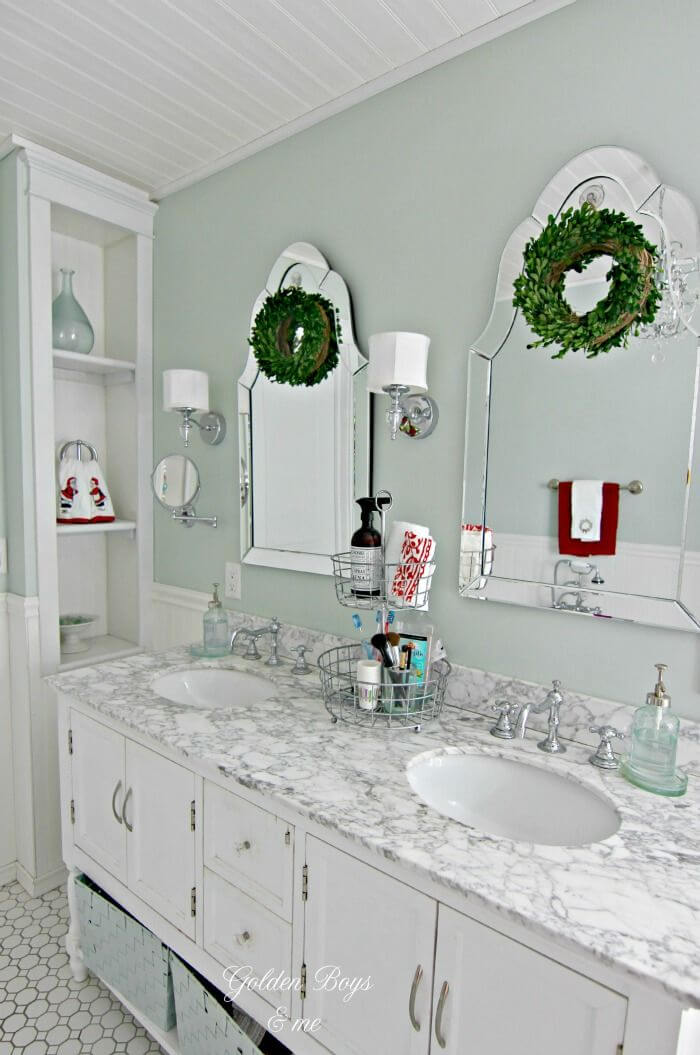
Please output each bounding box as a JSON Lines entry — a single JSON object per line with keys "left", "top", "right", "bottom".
{"left": 170, "top": 953, "right": 267, "bottom": 1055}
{"left": 74, "top": 873, "right": 176, "bottom": 1031}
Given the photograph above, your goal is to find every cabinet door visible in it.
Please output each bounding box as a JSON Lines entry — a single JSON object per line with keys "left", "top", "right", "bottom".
{"left": 70, "top": 711, "right": 126, "bottom": 882}
{"left": 303, "top": 837, "right": 435, "bottom": 1055}
{"left": 125, "top": 741, "right": 196, "bottom": 938}
{"left": 433, "top": 905, "right": 627, "bottom": 1055}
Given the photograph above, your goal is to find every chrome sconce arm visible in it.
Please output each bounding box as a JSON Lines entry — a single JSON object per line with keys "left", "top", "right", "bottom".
{"left": 383, "top": 384, "right": 439, "bottom": 441}
{"left": 176, "top": 408, "right": 226, "bottom": 448}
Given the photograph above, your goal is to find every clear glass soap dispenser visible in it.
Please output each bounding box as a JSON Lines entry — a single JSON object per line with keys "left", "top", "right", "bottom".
{"left": 202, "top": 583, "right": 229, "bottom": 652}
{"left": 621, "top": 663, "right": 687, "bottom": 797}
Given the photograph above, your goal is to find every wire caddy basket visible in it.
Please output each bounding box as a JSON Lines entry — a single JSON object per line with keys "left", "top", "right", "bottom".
{"left": 318, "top": 643, "right": 450, "bottom": 730}
{"left": 331, "top": 489, "right": 436, "bottom": 611}
{"left": 322, "top": 490, "right": 450, "bottom": 730}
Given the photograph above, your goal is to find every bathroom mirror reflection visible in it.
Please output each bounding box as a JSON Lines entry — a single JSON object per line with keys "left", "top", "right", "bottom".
{"left": 152, "top": 454, "right": 200, "bottom": 511}
{"left": 238, "top": 242, "right": 371, "bottom": 575}
{"left": 460, "top": 147, "right": 700, "bottom": 631}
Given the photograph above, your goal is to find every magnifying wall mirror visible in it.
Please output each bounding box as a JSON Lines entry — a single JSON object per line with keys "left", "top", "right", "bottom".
{"left": 238, "top": 242, "right": 371, "bottom": 575}
{"left": 152, "top": 455, "right": 217, "bottom": 528}
{"left": 460, "top": 146, "right": 700, "bottom": 632}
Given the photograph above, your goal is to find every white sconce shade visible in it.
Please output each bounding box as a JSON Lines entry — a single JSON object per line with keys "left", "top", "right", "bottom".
{"left": 163, "top": 369, "right": 210, "bottom": 412}
{"left": 367, "top": 332, "right": 430, "bottom": 394}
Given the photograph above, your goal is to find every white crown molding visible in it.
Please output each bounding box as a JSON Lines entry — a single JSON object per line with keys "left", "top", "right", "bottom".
{"left": 0, "top": 135, "right": 156, "bottom": 237}
{"left": 153, "top": 0, "right": 575, "bottom": 200}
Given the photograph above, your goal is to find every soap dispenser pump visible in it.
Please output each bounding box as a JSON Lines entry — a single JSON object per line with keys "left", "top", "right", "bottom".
{"left": 350, "top": 497, "right": 382, "bottom": 598}
{"left": 202, "top": 582, "right": 229, "bottom": 653}
{"left": 621, "top": 663, "right": 687, "bottom": 797}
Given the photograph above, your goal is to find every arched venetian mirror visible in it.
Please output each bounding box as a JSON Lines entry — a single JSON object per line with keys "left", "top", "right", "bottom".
{"left": 238, "top": 243, "right": 370, "bottom": 574}
{"left": 460, "top": 146, "right": 700, "bottom": 631}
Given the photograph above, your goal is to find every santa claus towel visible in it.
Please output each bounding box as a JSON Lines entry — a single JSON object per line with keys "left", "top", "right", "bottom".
{"left": 57, "top": 456, "right": 115, "bottom": 524}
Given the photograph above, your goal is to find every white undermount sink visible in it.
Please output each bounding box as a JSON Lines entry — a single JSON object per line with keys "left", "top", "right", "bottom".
{"left": 152, "top": 668, "right": 274, "bottom": 710}
{"left": 407, "top": 751, "right": 621, "bottom": 847}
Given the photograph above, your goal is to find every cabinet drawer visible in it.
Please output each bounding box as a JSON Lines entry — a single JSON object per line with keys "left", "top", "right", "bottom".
{"left": 203, "top": 869, "right": 292, "bottom": 1011}
{"left": 203, "top": 781, "right": 293, "bottom": 919}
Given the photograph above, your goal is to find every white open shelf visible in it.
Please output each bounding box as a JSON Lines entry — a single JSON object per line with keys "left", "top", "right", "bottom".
{"left": 53, "top": 348, "right": 136, "bottom": 384}
{"left": 56, "top": 518, "right": 136, "bottom": 536}
{"left": 97, "top": 976, "right": 180, "bottom": 1055}
{"left": 58, "top": 634, "right": 141, "bottom": 673}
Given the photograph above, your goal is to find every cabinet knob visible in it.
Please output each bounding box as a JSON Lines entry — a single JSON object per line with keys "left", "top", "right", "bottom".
{"left": 236, "top": 930, "right": 252, "bottom": 945}
{"left": 237, "top": 839, "right": 252, "bottom": 852}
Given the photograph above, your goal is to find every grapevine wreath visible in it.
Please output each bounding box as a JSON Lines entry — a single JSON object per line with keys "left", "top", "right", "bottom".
{"left": 249, "top": 286, "right": 341, "bottom": 386}
{"left": 513, "top": 202, "right": 661, "bottom": 358}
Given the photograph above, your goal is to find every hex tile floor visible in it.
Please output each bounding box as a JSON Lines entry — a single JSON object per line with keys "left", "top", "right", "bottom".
{"left": 0, "top": 881, "right": 165, "bottom": 1054}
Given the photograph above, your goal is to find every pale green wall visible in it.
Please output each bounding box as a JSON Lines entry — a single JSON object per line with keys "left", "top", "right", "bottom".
{"left": 154, "top": 0, "right": 700, "bottom": 719}
{"left": 0, "top": 153, "right": 36, "bottom": 597}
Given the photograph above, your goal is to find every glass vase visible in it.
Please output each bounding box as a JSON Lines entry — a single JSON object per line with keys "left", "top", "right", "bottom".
{"left": 52, "top": 268, "right": 95, "bottom": 355}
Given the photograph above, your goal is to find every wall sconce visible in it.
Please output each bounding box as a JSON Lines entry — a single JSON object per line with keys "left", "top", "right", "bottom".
{"left": 367, "top": 332, "right": 438, "bottom": 440}
{"left": 162, "top": 369, "right": 226, "bottom": 447}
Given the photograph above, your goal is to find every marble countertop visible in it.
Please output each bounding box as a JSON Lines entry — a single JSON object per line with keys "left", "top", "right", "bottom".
{"left": 47, "top": 647, "right": 700, "bottom": 1008}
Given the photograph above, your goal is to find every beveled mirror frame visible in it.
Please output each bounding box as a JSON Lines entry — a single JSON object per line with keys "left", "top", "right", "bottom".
{"left": 238, "top": 242, "right": 370, "bottom": 575}
{"left": 460, "top": 146, "right": 700, "bottom": 632}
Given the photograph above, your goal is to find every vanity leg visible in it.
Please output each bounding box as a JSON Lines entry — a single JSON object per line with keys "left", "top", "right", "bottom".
{"left": 65, "top": 867, "right": 88, "bottom": 982}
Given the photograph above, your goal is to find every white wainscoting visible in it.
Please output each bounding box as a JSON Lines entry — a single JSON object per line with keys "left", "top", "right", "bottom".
{"left": 0, "top": 594, "right": 15, "bottom": 884}
{"left": 6, "top": 594, "right": 65, "bottom": 895}
{"left": 151, "top": 583, "right": 210, "bottom": 651}
{"left": 462, "top": 532, "right": 700, "bottom": 630}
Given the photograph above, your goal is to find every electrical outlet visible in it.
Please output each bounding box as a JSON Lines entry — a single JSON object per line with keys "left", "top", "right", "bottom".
{"left": 0, "top": 538, "right": 6, "bottom": 576}
{"left": 225, "top": 561, "right": 242, "bottom": 600}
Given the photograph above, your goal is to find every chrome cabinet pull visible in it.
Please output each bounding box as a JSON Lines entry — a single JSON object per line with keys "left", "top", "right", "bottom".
{"left": 435, "top": 980, "right": 449, "bottom": 1049}
{"left": 122, "top": 787, "right": 133, "bottom": 832}
{"left": 111, "top": 781, "right": 123, "bottom": 825}
{"left": 408, "top": 964, "right": 423, "bottom": 1032}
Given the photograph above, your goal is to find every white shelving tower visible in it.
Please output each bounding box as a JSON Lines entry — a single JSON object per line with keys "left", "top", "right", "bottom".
{"left": 7, "top": 135, "right": 156, "bottom": 675}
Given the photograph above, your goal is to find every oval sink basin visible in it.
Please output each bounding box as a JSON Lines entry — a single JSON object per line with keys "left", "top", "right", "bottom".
{"left": 407, "top": 752, "right": 620, "bottom": 846}
{"left": 152, "top": 669, "right": 273, "bottom": 710}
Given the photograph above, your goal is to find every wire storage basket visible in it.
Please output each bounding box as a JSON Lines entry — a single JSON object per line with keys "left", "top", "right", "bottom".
{"left": 458, "top": 545, "right": 496, "bottom": 593}
{"left": 331, "top": 552, "right": 436, "bottom": 610}
{"left": 318, "top": 644, "right": 450, "bottom": 729}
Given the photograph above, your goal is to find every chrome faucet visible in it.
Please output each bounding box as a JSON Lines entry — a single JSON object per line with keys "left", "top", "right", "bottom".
{"left": 551, "top": 558, "right": 604, "bottom": 615}
{"left": 229, "top": 618, "right": 282, "bottom": 666}
{"left": 515, "top": 679, "right": 566, "bottom": 754}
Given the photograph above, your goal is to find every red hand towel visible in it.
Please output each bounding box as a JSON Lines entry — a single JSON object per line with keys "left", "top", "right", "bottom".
{"left": 558, "top": 482, "right": 620, "bottom": 556}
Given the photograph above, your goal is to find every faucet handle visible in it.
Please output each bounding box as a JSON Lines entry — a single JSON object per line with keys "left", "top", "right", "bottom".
{"left": 490, "top": 700, "right": 518, "bottom": 740}
{"left": 589, "top": 725, "right": 624, "bottom": 769}
{"left": 291, "top": 644, "right": 311, "bottom": 675}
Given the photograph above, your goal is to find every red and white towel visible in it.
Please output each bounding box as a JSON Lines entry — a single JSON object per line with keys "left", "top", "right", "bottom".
{"left": 57, "top": 456, "right": 115, "bottom": 524}
{"left": 387, "top": 521, "right": 436, "bottom": 609}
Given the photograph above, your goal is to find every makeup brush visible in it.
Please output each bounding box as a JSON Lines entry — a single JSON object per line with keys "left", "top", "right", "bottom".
{"left": 387, "top": 631, "right": 401, "bottom": 666}
{"left": 370, "top": 633, "right": 394, "bottom": 668}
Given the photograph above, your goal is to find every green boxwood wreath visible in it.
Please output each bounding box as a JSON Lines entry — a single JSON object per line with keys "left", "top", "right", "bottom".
{"left": 249, "top": 285, "right": 341, "bottom": 386}
{"left": 513, "top": 202, "right": 662, "bottom": 358}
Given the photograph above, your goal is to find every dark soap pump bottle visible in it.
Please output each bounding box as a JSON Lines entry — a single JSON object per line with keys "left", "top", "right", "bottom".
{"left": 351, "top": 497, "right": 382, "bottom": 597}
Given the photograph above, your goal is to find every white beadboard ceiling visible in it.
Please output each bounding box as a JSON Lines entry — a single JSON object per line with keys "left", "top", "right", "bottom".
{"left": 0, "top": 0, "right": 573, "bottom": 198}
